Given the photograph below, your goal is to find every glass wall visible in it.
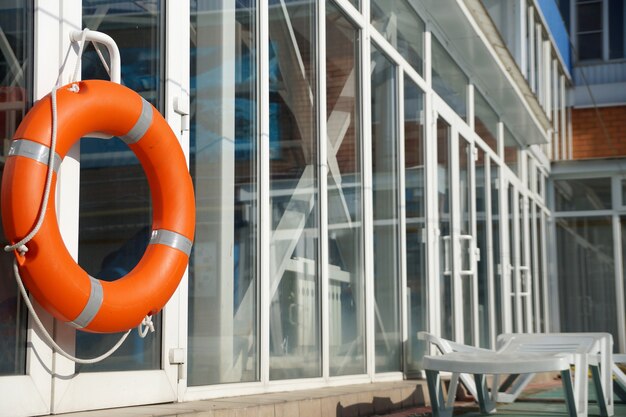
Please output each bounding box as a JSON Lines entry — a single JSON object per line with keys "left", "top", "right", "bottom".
{"left": 432, "top": 36, "right": 468, "bottom": 121}
{"left": 556, "top": 217, "right": 619, "bottom": 338}
{"left": 188, "top": 0, "right": 259, "bottom": 386}
{"left": 371, "top": 0, "right": 424, "bottom": 75}
{"left": 554, "top": 177, "right": 612, "bottom": 211}
{"left": 437, "top": 119, "right": 453, "bottom": 340}
{"left": 371, "top": 46, "right": 401, "bottom": 373}
{"left": 268, "top": 0, "right": 320, "bottom": 380}
{"left": 326, "top": 2, "right": 365, "bottom": 377}
{"left": 503, "top": 126, "right": 519, "bottom": 176}
{"left": 474, "top": 90, "right": 498, "bottom": 152}
{"left": 404, "top": 78, "right": 426, "bottom": 371}
{"left": 476, "top": 149, "right": 491, "bottom": 348}
{"left": 0, "top": 0, "right": 31, "bottom": 377}
{"left": 491, "top": 160, "right": 502, "bottom": 336}
{"left": 77, "top": 0, "right": 163, "bottom": 372}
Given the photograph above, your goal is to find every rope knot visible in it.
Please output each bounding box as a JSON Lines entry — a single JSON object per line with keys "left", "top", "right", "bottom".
{"left": 138, "top": 315, "right": 155, "bottom": 338}
{"left": 68, "top": 83, "right": 80, "bottom": 93}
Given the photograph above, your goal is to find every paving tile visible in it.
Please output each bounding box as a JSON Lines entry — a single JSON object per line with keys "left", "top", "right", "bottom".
{"left": 298, "top": 399, "right": 321, "bottom": 417}
{"left": 274, "top": 401, "right": 299, "bottom": 417}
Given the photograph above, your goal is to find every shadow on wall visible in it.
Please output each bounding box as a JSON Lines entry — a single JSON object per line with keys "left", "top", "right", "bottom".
{"left": 335, "top": 385, "right": 428, "bottom": 417}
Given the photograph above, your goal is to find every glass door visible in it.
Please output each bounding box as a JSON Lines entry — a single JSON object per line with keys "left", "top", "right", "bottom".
{"left": 435, "top": 108, "right": 478, "bottom": 344}
{"left": 49, "top": 2, "right": 183, "bottom": 413}
{"left": 504, "top": 182, "right": 533, "bottom": 333}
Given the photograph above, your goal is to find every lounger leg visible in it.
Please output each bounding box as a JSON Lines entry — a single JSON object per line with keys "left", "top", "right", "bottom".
{"left": 591, "top": 364, "right": 610, "bottom": 416}
{"left": 614, "top": 363, "right": 626, "bottom": 402}
{"left": 473, "top": 374, "right": 496, "bottom": 414}
{"left": 426, "top": 370, "right": 454, "bottom": 417}
{"left": 573, "top": 354, "right": 589, "bottom": 417}
{"left": 497, "top": 373, "right": 535, "bottom": 403}
{"left": 561, "top": 369, "right": 579, "bottom": 417}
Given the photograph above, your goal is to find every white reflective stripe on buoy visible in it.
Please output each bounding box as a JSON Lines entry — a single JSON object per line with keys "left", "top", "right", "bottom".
{"left": 150, "top": 229, "right": 193, "bottom": 256}
{"left": 8, "top": 139, "right": 62, "bottom": 172}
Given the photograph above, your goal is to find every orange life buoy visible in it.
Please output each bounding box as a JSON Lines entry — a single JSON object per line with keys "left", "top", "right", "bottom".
{"left": 1, "top": 80, "right": 195, "bottom": 333}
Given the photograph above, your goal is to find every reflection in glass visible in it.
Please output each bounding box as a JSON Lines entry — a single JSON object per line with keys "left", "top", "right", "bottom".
{"left": 476, "top": 150, "right": 491, "bottom": 348}
{"left": 557, "top": 217, "right": 618, "bottom": 340}
{"left": 531, "top": 204, "right": 546, "bottom": 332}
{"left": 554, "top": 177, "right": 612, "bottom": 212}
{"left": 508, "top": 186, "right": 517, "bottom": 331}
{"left": 326, "top": 2, "right": 365, "bottom": 376}
{"left": 437, "top": 119, "right": 452, "bottom": 340}
{"left": 491, "top": 161, "right": 502, "bottom": 336}
{"left": 269, "top": 0, "right": 320, "bottom": 380}
{"left": 459, "top": 137, "right": 474, "bottom": 345}
{"left": 371, "top": 0, "right": 424, "bottom": 74}
{"left": 432, "top": 36, "right": 468, "bottom": 121}
{"left": 474, "top": 90, "right": 498, "bottom": 151}
{"left": 76, "top": 0, "right": 163, "bottom": 372}
{"left": 404, "top": 79, "right": 426, "bottom": 372}
{"left": 0, "top": 0, "right": 31, "bottom": 376}
{"left": 371, "top": 46, "right": 401, "bottom": 372}
{"left": 503, "top": 126, "right": 519, "bottom": 176}
{"left": 188, "top": 1, "right": 259, "bottom": 385}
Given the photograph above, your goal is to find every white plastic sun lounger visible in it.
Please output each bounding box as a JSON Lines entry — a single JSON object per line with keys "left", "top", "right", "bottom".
{"left": 419, "top": 331, "right": 615, "bottom": 417}
{"left": 423, "top": 349, "right": 576, "bottom": 417}
{"left": 497, "top": 333, "right": 613, "bottom": 417}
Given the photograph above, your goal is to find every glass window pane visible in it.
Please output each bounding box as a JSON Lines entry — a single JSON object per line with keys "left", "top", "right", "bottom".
{"left": 578, "top": 33, "right": 603, "bottom": 60}
{"left": 577, "top": 1, "right": 602, "bottom": 32}
{"left": 474, "top": 90, "right": 498, "bottom": 152}
{"left": 188, "top": 1, "right": 259, "bottom": 386}
{"left": 432, "top": 36, "right": 468, "bottom": 120}
{"left": 77, "top": 0, "right": 163, "bottom": 372}
{"left": 437, "top": 119, "right": 452, "bottom": 340}
{"left": 326, "top": 2, "right": 365, "bottom": 377}
{"left": 371, "top": 0, "right": 424, "bottom": 75}
{"left": 371, "top": 46, "right": 401, "bottom": 372}
{"left": 269, "top": 0, "right": 320, "bottom": 380}
{"left": 503, "top": 126, "right": 519, "bottom": 176}
{"left": 554, "top": 177, "right": 612, "bottom": 211}
{"left": 476, "top": 150, "right": 491, "bottom": 348}
{"left": 491, "top": 161, "right": 502, "bottom": 337}
{"left": 557, "top": 217, "right": 619, "bottom": 340}
{"left": 609, "top": 0, "right": 625, "bottom": 59}
{"left": 0, "top": 0, "right": 31, "bottom": 377}
{"left": 404, "top": 79, "right": 426, "bottom": 371}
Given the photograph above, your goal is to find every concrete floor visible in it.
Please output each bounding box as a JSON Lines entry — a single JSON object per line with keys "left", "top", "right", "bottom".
{"left": 55, "top": 380, "right": 428, "bottom": 417}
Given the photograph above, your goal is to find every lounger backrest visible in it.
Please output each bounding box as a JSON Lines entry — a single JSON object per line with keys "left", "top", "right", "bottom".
{"left": 497, "top": 333, "right": 599, "bottom": 356}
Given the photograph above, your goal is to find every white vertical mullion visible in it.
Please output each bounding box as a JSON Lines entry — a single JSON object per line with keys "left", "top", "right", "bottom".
{"left": 499, "top": 124, "right": 512, "bottom": 334}
{"left": 397, "top": 69, "right": 408, "bottom": 367}
{"left": 520, "top": 0, "right": 527, "bottom": 79}
{"left": 467, "top": 83, "right": 474, "bottom": 131}
{"left": 528, "top": 7, "right": 535, "bottom": 92}
{"left": 424, "top": 28, "right": 439, "bottom": 341}
{"left": 164, "top": 0, "right": 190, "bottom": 398}
{"left": 259, "top": 0, "right": 271, "bottom": 386}
{"left": 317, "top": 0, "right": 329, "bottom": 381}
{"left": 51, "top": 2, "right": 82, "bottom": 408}
{"left": 470, "top": 140, "right": 479, "bottom": 346}
{"left": 361, "top": 0, "right": 375, "bottom": 379}
{"left": 541, "top": 210, "right": 551, "bottom": 332}
{"left": 612, "top": 178, "right": 626, "bottom": 351}
{"left": 560, "top": 75, "right": 567, "bottom": 160}
{"left": 513, "top": 191, "right": 523, "bottom": 333}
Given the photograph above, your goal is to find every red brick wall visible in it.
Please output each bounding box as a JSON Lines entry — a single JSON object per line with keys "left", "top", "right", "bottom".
{"left": 572, "top": 106, "right": 626, "bottom": 159}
